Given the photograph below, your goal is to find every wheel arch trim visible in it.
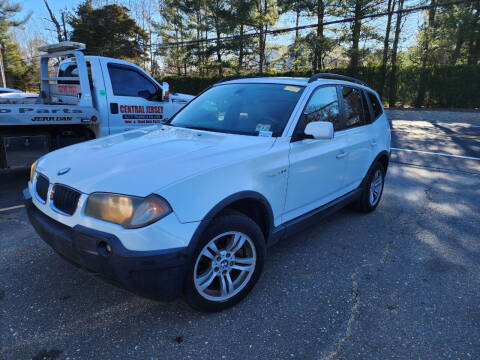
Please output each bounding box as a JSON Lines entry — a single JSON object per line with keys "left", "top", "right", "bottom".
{"left": 186, "top": 191, "right": 274, "bottom": 255}
{"left": 361, "top": 150, "right": 390, "bottom": 188}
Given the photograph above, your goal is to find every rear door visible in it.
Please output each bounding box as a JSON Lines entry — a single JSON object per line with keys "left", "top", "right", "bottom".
{"left": 283, "top": 85, "right": 349, "bottom": 222}
{"left": 339, "top": 86, "right": 375, "bottom": 190}
{"left": 102, "top": 62, "right": 173, "bottom": 134}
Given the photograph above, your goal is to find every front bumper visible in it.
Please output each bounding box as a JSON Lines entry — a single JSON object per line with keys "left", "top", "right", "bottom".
{"left": 24, "top": 190, "right": 189, "bottom": 301}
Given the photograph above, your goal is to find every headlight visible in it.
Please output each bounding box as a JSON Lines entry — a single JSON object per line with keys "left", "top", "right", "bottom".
{"left": 30, "top": 160, "right": 38, "bottom": 182}
{"left": 85, "top": 193, "right": 172, "bottom": 229}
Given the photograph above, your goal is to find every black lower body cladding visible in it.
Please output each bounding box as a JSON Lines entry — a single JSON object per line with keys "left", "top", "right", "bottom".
{"left": 24, "top": 191, "right": 188, "bottom": 301}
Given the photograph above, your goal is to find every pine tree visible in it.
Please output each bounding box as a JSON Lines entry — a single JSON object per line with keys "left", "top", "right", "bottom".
{"left": 69, "top": 2, "right": 149, "bottom": 61}
{"left": 0, "top": 0, "right": 31, "bottom": 88}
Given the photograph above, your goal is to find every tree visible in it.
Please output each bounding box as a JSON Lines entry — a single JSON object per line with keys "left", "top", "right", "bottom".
{"left": 278, "top": 0, "right": 309, "bottom": 70}
{"left": 388, "top": 0, "right": 405, "bottom": 107}
{"left": 378, "top": 0, "right": 396, "bottom": 97}
{"left": 69, "top": 2, "right": 149, "bottom": 61}
{"left": 0, "top": 0, "right": 31, "bottom": 88}
{"left": 304, "top": 0, "right": 337, "bottom": 70}
{"left": 43, "top": 0, "right": 68, "bottom": 42}
{"left": 154, "top": 0, "right": 190, "bottom": 75}
{"left": 229, "top": 0, "right": 256, "bottom": 73}
{"left": 340, "top": 0, "right": 382, "bottom": 69}
{"left": 253, "top": 0, "right": 279, "bottom": 73}
{"left": 205, "top": 0, "right": 232, "bottom": 76}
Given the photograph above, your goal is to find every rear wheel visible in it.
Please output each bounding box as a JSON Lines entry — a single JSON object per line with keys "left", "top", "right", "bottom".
{"left": 355, "top": 162, "right": 385, "bottom": 213}
{"left": 184, "top": 213, "right": 265, "bottom": 312}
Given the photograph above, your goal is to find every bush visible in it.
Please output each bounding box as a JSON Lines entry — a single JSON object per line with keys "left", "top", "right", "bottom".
{"left": 161, "top": 64, "right": 480, "bottom": 109}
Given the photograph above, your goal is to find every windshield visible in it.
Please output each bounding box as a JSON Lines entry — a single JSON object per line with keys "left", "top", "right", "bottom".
{"left": 169, "top": 83, "right": 305, "bottom": 137}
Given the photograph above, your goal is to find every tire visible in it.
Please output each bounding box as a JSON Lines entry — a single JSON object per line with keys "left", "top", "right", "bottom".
{"left": 355, "top": 162, "right": 385, "bottom": 213}
{"left": 184, "top": 212, "right": 266, "bottom": 312}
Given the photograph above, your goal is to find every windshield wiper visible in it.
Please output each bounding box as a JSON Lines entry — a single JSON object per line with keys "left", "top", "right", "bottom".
{"left": 172, "top": 125, "right": 257, "bottom": 136}
{"left": 180, "top": 125, "right": 223, "bottom": 133}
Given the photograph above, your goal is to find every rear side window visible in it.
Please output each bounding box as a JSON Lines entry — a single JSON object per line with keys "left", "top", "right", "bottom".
{"left": 361, "top": 91, "right": 373, "bottom": 124}
{"left": 108, "top": 64, "right": 157, "bottom": 97}
{"left": 341, "top": 87, "right": 367, "bottom": 129}
{"left": 303, "top": 86, "right": 341, "bottom": 130}
{"left": 368, "top": 91, "right": 383, "bottom": 119}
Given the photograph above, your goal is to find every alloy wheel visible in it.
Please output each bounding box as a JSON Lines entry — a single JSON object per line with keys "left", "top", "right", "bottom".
{"left": 193, "top": 231, "right": 257, "bottom": 302}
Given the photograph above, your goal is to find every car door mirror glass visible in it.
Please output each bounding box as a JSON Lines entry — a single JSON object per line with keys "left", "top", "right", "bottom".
{"left": 304, "top": 121, "right": 334, "bottom": 140}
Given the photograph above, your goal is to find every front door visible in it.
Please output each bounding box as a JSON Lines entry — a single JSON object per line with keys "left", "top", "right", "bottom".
{"left": 283, "top": 86, "right": 349, "bottom": 223}
{"left": 102, "top": 63, "right": 173, "bottom": 134}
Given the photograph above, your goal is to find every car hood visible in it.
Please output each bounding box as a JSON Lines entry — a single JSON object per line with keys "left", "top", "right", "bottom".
{"left": 36, "top": 125, "right": 276, "bottom": 196}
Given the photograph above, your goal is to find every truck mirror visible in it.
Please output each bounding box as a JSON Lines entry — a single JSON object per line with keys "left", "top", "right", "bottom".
{"left": 162, "top": 82, "right": 170, "bottom": 101}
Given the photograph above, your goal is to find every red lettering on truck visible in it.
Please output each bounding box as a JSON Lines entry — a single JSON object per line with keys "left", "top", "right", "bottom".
{"left": 120, "top": 105, "right": 146, "bottom": 113}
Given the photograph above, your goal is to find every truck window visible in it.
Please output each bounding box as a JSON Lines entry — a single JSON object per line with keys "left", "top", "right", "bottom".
{"left": 57, "top": 61, "right": 93, "bottom": 88}
{"left": 107, "top": 64, "right": 158, "bottom": 97}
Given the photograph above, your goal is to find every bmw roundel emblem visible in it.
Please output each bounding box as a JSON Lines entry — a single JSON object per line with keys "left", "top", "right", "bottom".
{"left": 57, "top": 168, "right": 71, "bottom": 176}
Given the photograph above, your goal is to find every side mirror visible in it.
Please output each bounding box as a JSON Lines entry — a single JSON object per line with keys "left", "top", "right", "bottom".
{"left": 162, "top": 82, "right": 170, "bottom": 101}
{"left": 304, "top": 121, "right": 334, "bottom": 140}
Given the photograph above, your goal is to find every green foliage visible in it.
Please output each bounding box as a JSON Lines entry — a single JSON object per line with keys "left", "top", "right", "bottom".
{"left": 411, "top": 2, "right": 479, "bottom": 67}
{"left": 3, "top": 39, "right": 38, "bottom": 90}
{"left": 0, "top": 0, "right": 32, "bottom": 89}
{"left": 162, "top": 64, "right": 480, "bottom": 108}
{"left": 69, "top": 2, "right": 149, "bottom": 61}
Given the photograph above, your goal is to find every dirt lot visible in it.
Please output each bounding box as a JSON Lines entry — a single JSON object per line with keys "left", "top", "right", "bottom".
{"left": 1, "top": 109, "right": 479, "bottom": 359}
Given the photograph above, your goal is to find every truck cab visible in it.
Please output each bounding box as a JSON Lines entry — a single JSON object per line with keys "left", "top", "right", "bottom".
{"left": 0, "top": 42, "right": 194, "bottom": 168}
{"left": 56, "top": 55, "right": 191, "bottom": 137}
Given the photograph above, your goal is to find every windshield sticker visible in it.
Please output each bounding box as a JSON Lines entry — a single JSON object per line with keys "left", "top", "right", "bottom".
{"left": 283, "top": 86, "right": 301, "bottom": 93}
{"left": 258, "top": 130, "right": 273, "bottom": 137}
{"left": 255, "top": 123, "right": 271, "bottom": 131}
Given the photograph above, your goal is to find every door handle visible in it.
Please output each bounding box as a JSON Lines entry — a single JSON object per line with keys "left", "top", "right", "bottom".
{"left": 336, "top": 150, "right": 347, "bottom": 159}
{"left": 370, "top": 140, "right": 377, "bottom": 147}
{"left": 110, "top": 103, "right": 119, "bottom": 114}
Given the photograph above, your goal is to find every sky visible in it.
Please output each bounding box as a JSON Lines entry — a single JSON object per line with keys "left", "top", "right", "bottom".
{"left": 19, "top": 0, "right": 83, "bottom": 23}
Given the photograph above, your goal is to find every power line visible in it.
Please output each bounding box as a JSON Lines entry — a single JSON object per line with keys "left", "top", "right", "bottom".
{"left": 5, "top": 0, "right": 478, "bottom": 64}
{"left": 151, "top": 0, "right": 479, "bottom": 48}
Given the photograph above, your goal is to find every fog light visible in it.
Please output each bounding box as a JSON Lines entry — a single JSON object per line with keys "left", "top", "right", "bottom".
{"left": 97, "top": 241, "right": 112, "bottom": 257}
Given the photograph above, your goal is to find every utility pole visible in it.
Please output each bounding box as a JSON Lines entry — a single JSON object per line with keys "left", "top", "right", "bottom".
{"left": 0, "top": 47, "right": 6, "bottom": 88}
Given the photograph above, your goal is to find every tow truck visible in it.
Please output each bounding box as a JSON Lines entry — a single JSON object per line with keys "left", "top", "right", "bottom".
{"left": 0, "top": 42, "right": 194, "bottom": 168}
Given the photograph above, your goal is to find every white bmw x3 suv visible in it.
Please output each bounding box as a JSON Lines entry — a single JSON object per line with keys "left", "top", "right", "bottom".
{"left": 25, "top": 74, "right": 391, "bottom": 312}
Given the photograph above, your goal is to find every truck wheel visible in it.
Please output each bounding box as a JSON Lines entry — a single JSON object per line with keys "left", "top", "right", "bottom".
{"left": 355, "top": 162, "right": 385, "bottom": 213}
{"left": 184, "top": 212, "right": 265, "bottom": 312}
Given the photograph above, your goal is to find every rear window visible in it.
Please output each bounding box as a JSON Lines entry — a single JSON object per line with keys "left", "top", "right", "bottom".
{"left": 368, "top": 92, "right": 383, "bottom": 119}
{"left": 57, "top": 61, "right": 93, "bottom": 87}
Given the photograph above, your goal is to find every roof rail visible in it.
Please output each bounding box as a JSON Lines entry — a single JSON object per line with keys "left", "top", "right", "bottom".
{"left": 216, "top": 75, "right": 260, "bottom": 84}
{"left": 308, "top": 73, "right": 366, "bottom": 86}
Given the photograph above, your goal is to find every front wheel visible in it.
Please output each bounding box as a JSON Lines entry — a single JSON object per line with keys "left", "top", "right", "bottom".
{"left": 184, "top": 213, "right": 265, "bottom": 312}
{"left": 355, "top": 162, "right": 385, "bottom": 213}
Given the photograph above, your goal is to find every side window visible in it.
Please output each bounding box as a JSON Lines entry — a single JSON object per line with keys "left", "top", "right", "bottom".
{"left": 368, "top": 91, "right": 383, "bottom": 119}
{"left": 362, "top": 91, "right": 373, "bottom": 124}
{"left": 341, "top": 87, "right": 366, "bottom": 129}
{"left": 107, "top": 64, "right": 157, "bottom": 97}
{"left": 303, "top": 86, "right": 341, "bottom": 131}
